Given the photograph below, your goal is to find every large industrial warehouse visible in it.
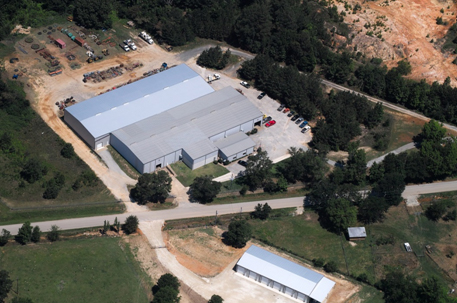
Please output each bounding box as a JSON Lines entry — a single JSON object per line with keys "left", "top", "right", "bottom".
{"left": 64, "top": 64, "right": 263, "bottom": 173}
{"left": 236, "top": 246, "right": 335, "bottom": 303}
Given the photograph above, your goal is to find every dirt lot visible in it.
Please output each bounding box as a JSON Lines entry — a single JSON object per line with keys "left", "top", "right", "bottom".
{"left": 337, "top": 0, "right": 457, "bottom": 86}
{"left": 164, "top": 226, "right": 360, "bottom": 303}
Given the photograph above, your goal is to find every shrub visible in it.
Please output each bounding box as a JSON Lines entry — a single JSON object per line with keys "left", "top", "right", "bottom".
{"left": 123, "top": 215, "right": 139, "bottom": 234}
{"left": 312, "top": 258, "right": 325, "bottom": 267}
{"left": 0, "top": 229, "right": 10, "bottom": 246}
{"left": 21, "top": 158, "right": 48, "bottom": 183}
{"left": 47, "top": 225, "right": 60, "bottom": 242}
{"left": 443, "top": 209, "right": 457, "bottom": 221}
{"left": 250, "top": 128, "right": 258, "bottom": 134}
{"left": 425, "top": 203, "right": 447, "bottom": 221}
{"left": 60, "top": 143, "right": 76, "bottom": 159}
{"left": 324, "top": 261, "right": 338, "bottom": 273}
{"left": 239, "top": 186, "right": 247, "bottom": 196}
{"left": 31, "top": 226, "right": 41, "bottom": 243}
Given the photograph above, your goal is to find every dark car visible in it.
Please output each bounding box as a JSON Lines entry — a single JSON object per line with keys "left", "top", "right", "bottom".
{"left": 257, "top": 92, "right": 266, "bottom": 99}
{"left": 238, "top": 160, "right": 248, "bottom": 167}
{"left": 295, "top": 117, "right": 304, "bottom": 124}
{"left": 299, "top": 121, "right": 308, "bottom": 128}
{"left": 277, "top": 104, "right": 285, "bottom": 111}
{"left": 291, "top": 114, "right": 299, "bottom": 121}
{"left": 263, "top": 116, "right": 272, "bottom": 124}
{"left": 287, "top": 110, "right": 295, "bottom": 117}
{"left": 240, "top": 81, "right": 251, "bottom": 88}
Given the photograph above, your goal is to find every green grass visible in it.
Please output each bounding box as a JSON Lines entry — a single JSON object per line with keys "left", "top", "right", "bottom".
{"left": 0, "top": 201, "right": 125, "bottom": 225}
{"left": 0, "top": 237, "right": 151, "bottom": 303}
{"left": 170, "top": 161, "right": 228, "bottom": 186}
{"left": 107, "top": 146, "right": 140, "bottom": 180}
{"left": 213, "top": 188, "right": 307, "bottom": 204}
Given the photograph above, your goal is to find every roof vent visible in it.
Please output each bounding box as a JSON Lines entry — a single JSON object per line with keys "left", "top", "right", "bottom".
{"left": 183, "top": 79, "right": 188, "bottom": 83}
{"left": 111, "top": 107, "right": 117, "bottom": 110}
{"left": 143, "top": 94, "right": 149, "bottom": 98}
{"left": 124, "top": 102, "right": 129, "bottom": 105}
{"left": 163, "top": 87, "right": 169, "bottom": 90}
{"left": 96, "top": 113, "right": 102, "bottom": 116}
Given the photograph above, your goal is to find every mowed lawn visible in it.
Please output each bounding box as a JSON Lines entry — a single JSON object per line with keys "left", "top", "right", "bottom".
{"left": 0, "top": 237, "right": 150, "bottom": 303}
{"left": 170, "top": 161, "right": 229, "bottom": 186}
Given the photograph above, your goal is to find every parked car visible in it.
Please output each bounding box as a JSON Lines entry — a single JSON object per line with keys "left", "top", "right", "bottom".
{"left": 295, "top": 117, "right": 304, "bottom": 124}
{"left": 257, "top": 92, "right": 266, "bottom": 99}
{"left": 301, "top": 125, "right": 311, "bottom": 133}
{"left": 287, "top": 110, "right": 295, "bottom": 117}
{"left": 283, "top": 108, "right": 290, "bottom": 114}
{"left": 299, "top": 121, "right": 308, "bottom": 128}
{"left": 263, "top": 116, "right": 272, "bottom": 124}
{"left": 265, "top": 120, "right": 276, "bottom": 127}
{"left": 119, "top": 43, "right": 130, "bottom": 52}
{"left": 238, "top": 160, "right": 248, "bottom": 167}
{"left": 240, "top": 81, "right": 251, "bottom": 88}
{"left": 291, "top": 114, "right": 299, "bottom": 121}
{"left": 277, "top": 104, "right": 285, "bottom": 111}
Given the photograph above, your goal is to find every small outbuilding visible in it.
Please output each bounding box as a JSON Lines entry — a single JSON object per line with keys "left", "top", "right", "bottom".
{"left": 236, "top": 245, "right": 335, "bottom": 303}
{"left": 347, "top": 227, "right": 366, "bottom": 241}
{"left": 55, "top": 39, "right": 66, "bottom": 49}
{"left": 75, "top": 37, "right": 86, "bottom": 47}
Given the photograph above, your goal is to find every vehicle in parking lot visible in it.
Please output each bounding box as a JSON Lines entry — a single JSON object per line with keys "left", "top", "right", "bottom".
{"left": 291, "top": 114, "right": 299, "bottom": 121}
{"left": 240, "top": 81, "right": 251, "bottom": 88}
{"left": 257, "top": 92, "right": 266, "bottom": 99}
{"left": 265, "top": 120, "right": 276, "bottom": 127}
{"left": 295, "top": 117, "right": 304, "bottom": 124}
{"left": 299, "top": 121, "right": 308, "bottom": 128}
{"left": 283, "top": 108, "right": 290, "bottom": 113}
{"left": 263, "top": 116, "right": 272, "bottom": 124}
{"left": 287, "top": 110, "right": 295, "bottom": 117}
{"left": 238, "top": 160, "right": 248, "bottom": 167}
{"left": 277, "top": 104, "right": 285, "bottom": 111}
{"left": 301, "top": 125, "right": 311, "bottom": 133}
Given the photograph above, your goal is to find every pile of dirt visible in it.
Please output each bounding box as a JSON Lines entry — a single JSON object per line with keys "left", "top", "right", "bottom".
{"left": 337, "top": 0, "right": 457, "bottom": 86}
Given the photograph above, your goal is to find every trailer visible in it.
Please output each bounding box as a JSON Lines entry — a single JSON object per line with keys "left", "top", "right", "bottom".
{"left": 75, "top": 37, "right": 87, "bottom": 47}
{"left": 139, "top": 31, "right": 153, "bottom": 44}
{"left": 55, "top": 39, "right": 66, "bottom": 49}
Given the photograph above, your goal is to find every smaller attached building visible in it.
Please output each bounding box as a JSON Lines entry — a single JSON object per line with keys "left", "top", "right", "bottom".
{"left": 236, "top": 245, "right": 335, "bottom": 303}
{"left": 347, "top": 227, "right": 366, "bottom": 241}
{"left": 214, "top": 132, "right": 255, "bottom": 161}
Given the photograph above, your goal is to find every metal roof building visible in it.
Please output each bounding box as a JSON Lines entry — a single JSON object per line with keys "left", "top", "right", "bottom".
{"left": 348, "top": 227, "right": 367, "bottom": 240}
{"left": 64, "top": 64, "right": 262, "bottom": 173}
{"left": 236, "top": 245, "right": 335, "bottom": 303}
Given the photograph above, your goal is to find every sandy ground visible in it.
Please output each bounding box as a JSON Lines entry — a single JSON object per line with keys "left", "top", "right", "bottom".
{"left": 140, "top": 220, "right": 359, "bottom": 303}
{"left": 337, "top": 0, "right": 457, "bottom": 86}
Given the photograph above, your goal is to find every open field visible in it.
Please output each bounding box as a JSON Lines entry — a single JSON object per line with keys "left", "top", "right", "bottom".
{"left": 0, "top": 236, "right": 151, "bottom": 303}
{"left": 170, "top": 161, "right": 228, "bottom": 187}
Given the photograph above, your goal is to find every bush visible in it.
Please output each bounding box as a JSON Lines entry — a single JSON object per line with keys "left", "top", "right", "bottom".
{"left": 312, "top": 258, "right": 325, "bottom": 267}
{"left": 21, "top": 158, "right": 48, "bottom": 183}
{"left": 197, "top": 46, "right": 231, "bottom": 70}
{"left": 0, "top": 229, "right": 10, "bottom": 246}
{"left": 15, "top": 222, "right": 33, "bottom": 245}
{"left": 443, "top": 209, "right": 457, "bottom": 221}
{"left": 47, "top": 225, "right": 60, "bottom": 242}
{"left": 425, "top": 203, "right": 447, "bottom": 221}
{"left": 31, "top": 226, "right": 41, "bottom": 243}
{"left": 357, "top": 273, "right": 370, "bottom": 284}
{"left": 208, "top": 295, "right": 224, "bottom": 303}
{"left": 250, "top": 128, "right": 258, "bottom": 134}
{"left": 239, "top": 186, "right": 247, "bottom": 196}
{"left": 60, "top": 143, "right": 76, "bottom": 159}
{"left": 156, "top": 273, "right": 180, "bottom": 291}
{"left": 324, "top": 261, "right": 338, "bottom": 273}
{"left": 224, "top": 220, "right": 252, "bottom": 248}
{"left": 123, "top": 215, "right": 139, "bottom": 234}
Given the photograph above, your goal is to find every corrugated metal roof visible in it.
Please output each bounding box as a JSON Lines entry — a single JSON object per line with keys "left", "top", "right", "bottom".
{"left": 237, "top": 245, "right": 335, "bottom": 303}
{"left": 348, "top": 227, "right": 366, "bottom": 238}
{"left": 65, "top": 64, "right": 214, "bottom": 139}
{"left": 111, "top": 87, "right": 262, "bottom": 164}
{"left": 215, "top": 132, "right": 255, "bottom": 157}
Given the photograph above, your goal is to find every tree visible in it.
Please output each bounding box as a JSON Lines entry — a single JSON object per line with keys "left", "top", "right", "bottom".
{"left": 225, "top": 220, "right": 252, "bottom": 248}
{"left": 0, "top": 270, "right": 12, "bottom": 303}
{"left": 156, "top": 273, "right": 180, "bottom": 291}
{"left": 124, "top": 215, "right": 139, "bottom": 234}
{"left": 31, "top": 226, "right": 41, "bottom": 243}
{"left": 379, "top": 272, "right": 418, "bottom": 303}
{"left": 0, "top": 229, "right": 10, "bottom": 246}
{"left": 251, "top": 203, "right": 272, "bottom": 220}
{"left": 279, "top": 148, "right": 328, "bottom": 184}
{"left": 189, "top": 176, "right": 221, "bottom": 203}
{"left": 130, "top": 171, "right": 172, "bottom": 204}
{"left": 20, "top": 158, "right": 48, "bottom": 183}
{"left": 102, "top": 220, "right": 110, "bottom": 234}
{"left": 416, "top": 119, "right": 446, "bottom": 145}
{"left": 60, "top": 143, "right": 76, "bottom": 159}
{"left": 425, "top": 203, "right": 447, "bottom": 221}
{"left": 373, "top": 173, "right": 406, "bottom": 206}
{"left": 323, "top": 261, "right": 338, "bottom": 273}
{"left": 244, "top": 150, "right": 273, "bottom": 190}
{"left": 357, "top": 197, "right": 389, "bottom": 224}
{"left": 345, "top": 144, "right": 367, "bottom": 185}
{"left": 208, "top": 295, "right": 223, "bottom": 303}
{"left": 47, "top": 225, "right": 60, "bottom": 242}
{"left": 321, "top": 198, "right": 357, "bottom": 233}
{"left": 73, "top": 0, "right": 113, "bottom": 29}
{"left": 152, "top": 286, "right": 180, "bottom": 303}
{"left": 197, "top": 46, "right": 231, "bottom": 70}
{"left": 16, "top": 221, "right": 33, "bottom": 245}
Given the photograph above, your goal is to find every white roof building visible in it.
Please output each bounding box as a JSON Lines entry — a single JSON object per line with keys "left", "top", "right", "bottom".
{"left": 236, "top": 245, "right": 335, "bottom": 303}
{"left": 347, "top": 227, "right": 367, "bottom": 240}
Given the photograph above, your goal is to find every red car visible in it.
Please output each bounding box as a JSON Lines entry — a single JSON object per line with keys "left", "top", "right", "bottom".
{"left": 265, "top": 120, "right": 276, "bottom": 127}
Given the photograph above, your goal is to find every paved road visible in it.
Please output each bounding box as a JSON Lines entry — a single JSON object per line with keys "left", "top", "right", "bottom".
{"left": 367, "top": 142, "right": 416, "bottom": 167}
{"left": 402, "top": 181, "right": 457, "bottom": 198}
{"left": 0, "top": 197, "right": 304, "bottom": 234}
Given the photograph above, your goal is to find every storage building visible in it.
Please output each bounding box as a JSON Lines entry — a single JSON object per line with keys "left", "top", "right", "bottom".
{"left": 236, "top": 245, "right": 335, "bottom": 303}
{"left": 347, "top": 227, "right": 366, "bottom": 241}
{"left": 55, "top": 39, "right": 66, "bottom": 49}
{"left": 65, "top": 64, "right": 262, "bottom": 173}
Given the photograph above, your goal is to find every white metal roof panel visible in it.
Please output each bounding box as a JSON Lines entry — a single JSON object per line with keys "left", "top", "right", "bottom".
{"left": 215, "top": 132, "right": 255, "bottom": 156}
{"left": 237, "top": 245, "right": 335, "bottom": 302}
{"left": 65, "top": 64, "right": 214, "bottom": 139}
{"left": 348, "top": 227, "right": 366, "bottom": 238}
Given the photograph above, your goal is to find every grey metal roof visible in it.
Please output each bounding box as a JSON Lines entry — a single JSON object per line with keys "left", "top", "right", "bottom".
{"left": 237, "top": 245, "right": 335, "bottom": 303}
{"left": 65, "top": 64, "right": 214, "bottom": 139}
{"left": 348, "top": 227, "right": 366, "bottom": 238}
{"left": 215, "top": 132, "right": 255, "bottom": 157}
{"left": 112, "top": 87, "right": 262, "bottom": 164}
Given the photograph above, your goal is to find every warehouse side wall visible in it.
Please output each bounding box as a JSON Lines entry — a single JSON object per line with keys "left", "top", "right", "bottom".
{"left": 110, "top": 134, "right": 144, "bottom": 174}
{"left": 64, "top": 111, "right": 96, "bottom": 149}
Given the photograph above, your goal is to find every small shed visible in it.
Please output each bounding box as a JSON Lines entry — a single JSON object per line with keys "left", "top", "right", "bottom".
{"left": 55, "top": 39, "right": 66, "bottom": 49}
{"left": 75, "top": 37, "right": 86, "bottom": 47}
{"left": 348, "top": 227, "right": 366, "bottom": 241}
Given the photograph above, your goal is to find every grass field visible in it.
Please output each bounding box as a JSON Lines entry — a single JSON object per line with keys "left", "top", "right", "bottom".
{"left": 0, "top": 237, "right": 151, "bottom": 303}
{"left": 170, "top": 161, "right": 228, "bottom": 186}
